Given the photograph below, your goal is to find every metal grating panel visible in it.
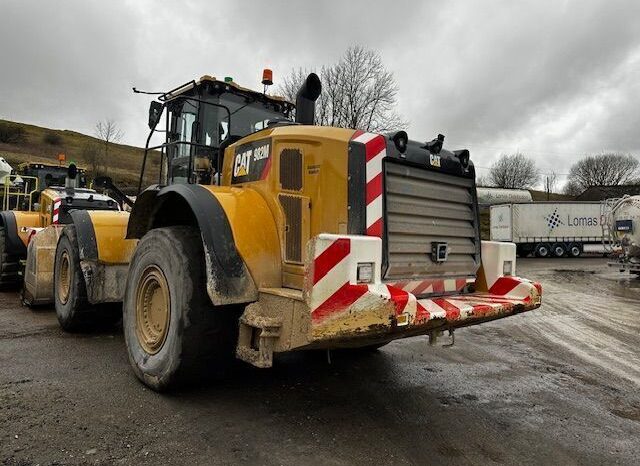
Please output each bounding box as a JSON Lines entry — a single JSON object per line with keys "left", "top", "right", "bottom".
{"left": 280, "top": 149, "right": 303, "bottom": 191}
{"left": 384, "top": 161, "right": 480, "bottom": 281}
{"left": 280, "top": 194, "right": 303, "bottom": 263}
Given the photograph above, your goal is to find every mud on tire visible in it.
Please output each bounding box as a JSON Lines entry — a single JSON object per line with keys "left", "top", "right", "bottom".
{"left": 54, "top": 227, "right": 120, "bottom": 331}
{"left": 54, "top": 226, "right": 92, "bottom": 331}
{"left": 123, "top": 226, "right": 240, "bottom": 392}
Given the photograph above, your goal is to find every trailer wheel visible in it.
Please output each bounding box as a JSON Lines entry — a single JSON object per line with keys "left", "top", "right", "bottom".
{"left": 535, "top": 243, "right": 551, "bottom": 258}
{"left": 568, "top": 243, "right": 582, "bottom": 258}
{"left": 552, "top": 243, "right": 566, "bottom": 258}
{"left": 0, "top": 228, "right": 20, "bottom": 287}
{"left": 123, "top": 226, "right": 240, "bottom": 392}
{"left": 54, "top": 227, "right": 93, "bottom": 331}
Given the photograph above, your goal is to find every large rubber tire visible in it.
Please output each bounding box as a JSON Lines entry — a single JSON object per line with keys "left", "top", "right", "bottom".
{"left": 123, "top": 226, "right": 240, "bottom": 392}
{"left": 568, "top": 243, "right": 582, "bottom": 258}
{"left": 535, "top": 243, "right": 551, "bottom": 258}
{"left": 54, "top": 227, "right": 121, "bottom": 331}
{"left": 552, "top": 243, "right": 566, "bottom": 258}
{"left": 54, "top": 227, "right": 92, "bottom": 331}
{"left": 0, "top": 228, "right": 21, "bottom": 287}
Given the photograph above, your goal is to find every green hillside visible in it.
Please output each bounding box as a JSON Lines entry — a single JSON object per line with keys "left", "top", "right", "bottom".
{"left": 0, "top": 119, "right": 153, "bottom": 190}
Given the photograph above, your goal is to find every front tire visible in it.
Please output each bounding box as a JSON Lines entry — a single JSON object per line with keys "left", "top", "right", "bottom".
{"left": 123, "top": 226, "right": 240, "bottom": 392}
{"left": 54, "top": 227, "right": 92, "bottom": 331}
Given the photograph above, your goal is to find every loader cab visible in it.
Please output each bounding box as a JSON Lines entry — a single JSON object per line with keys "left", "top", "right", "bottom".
{"left": 19, "top": 163, "right": 87, "bottom": 192}
{"left": 139, "top": 76, "right": 293, "bottom": 192}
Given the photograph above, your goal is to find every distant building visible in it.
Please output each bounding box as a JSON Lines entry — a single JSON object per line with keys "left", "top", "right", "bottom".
{"left": 575, "top": 185, "right": 640, "bottom": 201}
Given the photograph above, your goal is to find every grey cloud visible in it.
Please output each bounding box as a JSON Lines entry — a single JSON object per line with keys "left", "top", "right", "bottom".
{"left": 1, "top": 0, "right": 638, "bottom": 186}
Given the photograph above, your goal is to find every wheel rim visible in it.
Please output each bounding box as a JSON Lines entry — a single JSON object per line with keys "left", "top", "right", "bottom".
{"left": 555, "top": 247, "right": 564, "bottom": 256}
{"left": 135, "top": 265, "right": 170, "bottom": 355}
{"left": 58, "top": 251, "right": 71, "bottom": 305}
{"left": 539, "top": 247, "right": 548, "bottom": 257}
{"left": 571, "top": 247, "right": 580, "bottom": 256}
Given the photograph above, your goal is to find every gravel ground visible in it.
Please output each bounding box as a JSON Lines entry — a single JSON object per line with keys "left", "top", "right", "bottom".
{"left": 1, "top": 257, "right": 639, "bottom": 465}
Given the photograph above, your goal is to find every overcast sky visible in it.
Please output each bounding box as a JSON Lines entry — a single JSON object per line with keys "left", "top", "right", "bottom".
{"left": 1, "top": 0, "right": 639, "bottom": 187}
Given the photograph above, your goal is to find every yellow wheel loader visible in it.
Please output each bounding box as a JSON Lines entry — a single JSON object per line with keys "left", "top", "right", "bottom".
{"left": 18, "top": 167, "right": 124, "bottom": 306}
{"left": 0, "top": 163, "right": 94, "bottom": 287}
{"left": 52, "top": 73, "right": 542, "bottom": 391}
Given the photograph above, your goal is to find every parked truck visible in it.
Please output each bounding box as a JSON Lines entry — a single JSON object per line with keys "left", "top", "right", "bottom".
{"left": 605, "top": 196, "right": 640, "bottom": 276}
{"left": 490, "top": 202, "right": 606, "bottom": 257}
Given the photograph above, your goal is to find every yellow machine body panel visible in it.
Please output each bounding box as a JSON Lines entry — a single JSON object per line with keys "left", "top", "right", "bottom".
{"left": 88, "top": 211, "right": 137, "bottom": 264}
{"left": 13, "top": 211, "right": 41, "bottom": 246}
{"left": 200, "top": 186, "right": 281, "bottom": 290}
{"left": 22, "top": 225, "right": 65, "bottom": 305}
{"left": 219, "top": 125, "right": 356, "bottom": 289}
{"left": 12, "top": 188, "right": 61, "bottom": 245}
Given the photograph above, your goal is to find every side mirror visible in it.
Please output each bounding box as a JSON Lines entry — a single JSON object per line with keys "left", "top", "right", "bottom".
{"left": 148, "top": 101, "right": 164, "bottom": 129}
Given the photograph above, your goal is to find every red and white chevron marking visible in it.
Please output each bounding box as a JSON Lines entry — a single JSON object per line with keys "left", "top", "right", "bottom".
{"left": 384, "top": 278, "right": 472, "bottom": 296}
{"left": 52, "top": 198, "right": 61, "bottom": 224}
{"left": 351, "top": 131, "right": 386, "bottom": 237}
{"left": 307, "top": 235, "right": 541, "bottom": 330}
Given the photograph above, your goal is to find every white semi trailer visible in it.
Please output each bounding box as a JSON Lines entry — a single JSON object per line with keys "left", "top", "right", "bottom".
{"left": 490, "top": 202, "right": 606, "bottom": 257}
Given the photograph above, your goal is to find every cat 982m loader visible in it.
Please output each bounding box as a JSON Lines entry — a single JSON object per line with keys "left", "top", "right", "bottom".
{"left": 50, "top": 72, "right": 542, "bottom": 391}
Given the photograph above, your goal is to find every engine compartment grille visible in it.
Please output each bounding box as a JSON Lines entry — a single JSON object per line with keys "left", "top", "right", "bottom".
{"left": 280, "top": 194, "right": 303, "bottom": 263}
{"left": 384, "top": 161, "right": 480, "bottom": 282}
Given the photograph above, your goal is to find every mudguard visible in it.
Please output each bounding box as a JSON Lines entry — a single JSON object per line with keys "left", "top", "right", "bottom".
{"left": 66, "top": 210, "right": 135, "bottom": 304}
{"left": 70, "top": 210, "right": 134, "bottom": 264}
{"left": 126, "top": 184, "right": 281, "bottom": 307}
{"left": 0, "top": 211, "right": 38, "bottom": 256}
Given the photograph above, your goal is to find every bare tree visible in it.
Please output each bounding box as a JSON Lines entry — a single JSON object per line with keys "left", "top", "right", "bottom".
{"left": 565, "top": 153, "right": 639, "bottom": 195}
{"left": 279, "top": 46, "right": 406, "bottom": 132}
{"left": 95, "top": 119, "right": 124, "bottom": 175}
{"left": 488, "top": 153, "right": 539, "bottom": 189}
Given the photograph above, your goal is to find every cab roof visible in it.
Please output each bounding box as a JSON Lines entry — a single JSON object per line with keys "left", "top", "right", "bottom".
{"left": 160, "top": 75, "right": 294, "bottom": 108}
{"left": 42, "top": 186, "right": 115, "bottom": 203}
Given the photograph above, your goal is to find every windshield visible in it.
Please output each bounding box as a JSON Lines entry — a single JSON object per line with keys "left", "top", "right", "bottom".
{"left": 212, "top": 93, "right": 289, "bottom": 141}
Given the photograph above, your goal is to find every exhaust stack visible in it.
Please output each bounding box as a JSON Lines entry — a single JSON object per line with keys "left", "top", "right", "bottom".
{"left": 65, "top": 163, "right": 79, "bottom": 189}
{"left": 295, "top": 73, "right": 322, "bottom": 125}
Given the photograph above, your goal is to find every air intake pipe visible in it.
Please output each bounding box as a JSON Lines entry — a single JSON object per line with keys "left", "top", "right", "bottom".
{"left": 295, "top": 73, "right": 322, "bottom": 125}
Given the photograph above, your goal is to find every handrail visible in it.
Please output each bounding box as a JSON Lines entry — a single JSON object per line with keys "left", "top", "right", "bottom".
{"left": 137, "top": 95, "right": 231, "bottom": 195}
{"left": 2, "top": 175, "right": 40, "bottom": 211}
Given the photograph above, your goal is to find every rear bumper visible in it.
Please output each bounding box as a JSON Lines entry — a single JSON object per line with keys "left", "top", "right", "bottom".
{"left": 309, "top": 276, "right": 542, "bottom": 345}
{"left": 306, "top": 234, "right": 541, "bottom": 345}
{"left": 236, "top": 234, "right": 541, "bottom": 368}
